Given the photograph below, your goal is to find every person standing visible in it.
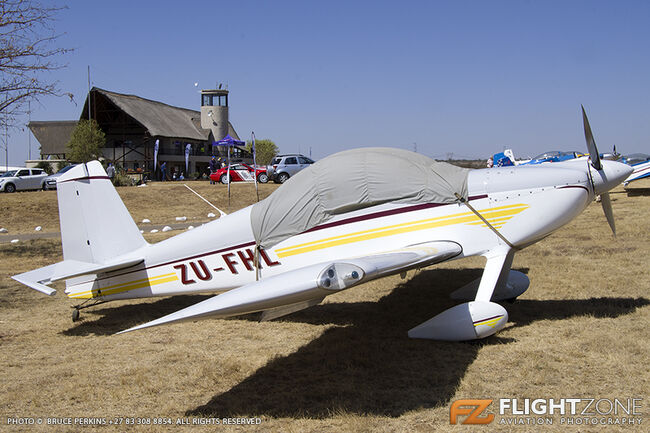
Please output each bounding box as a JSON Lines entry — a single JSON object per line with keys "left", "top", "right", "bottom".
{"left": 106, "top": 163, "right": 116, "bottom": 183}
{"left": 160, "top": 161, "right": 167, "bottom": 181}
{"left": 209, "top": 156, "right": 217, "bottom": 184}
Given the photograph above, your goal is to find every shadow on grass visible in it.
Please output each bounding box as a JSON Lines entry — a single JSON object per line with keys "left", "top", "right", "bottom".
{"left": 508, "top": 296, "right": 650, "bottom": 325}
{"left": 60, "top": 295, "right": 212, "bottom": 336}
{"left": 625, "top": 187, "right": 650, "bottom": 196}
{"left": 183, "top": 268, "right": 648, "bottom": 419}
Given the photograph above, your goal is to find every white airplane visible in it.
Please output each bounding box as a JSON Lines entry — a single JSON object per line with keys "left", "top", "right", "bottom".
{"left": 13, "top": 108, "right": 633, "bottom": 341}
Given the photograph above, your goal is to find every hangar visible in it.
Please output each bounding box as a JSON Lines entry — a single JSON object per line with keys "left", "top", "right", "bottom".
{"left": 28, "top": 87, "right": 249, "bottom": 179}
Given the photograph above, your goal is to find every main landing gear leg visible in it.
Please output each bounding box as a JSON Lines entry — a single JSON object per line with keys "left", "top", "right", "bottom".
{"left": 449, "top": 246, "right": 529, "bottom": 302}
{"left": 71, "top": 299, "right": 109, "bottom": 322}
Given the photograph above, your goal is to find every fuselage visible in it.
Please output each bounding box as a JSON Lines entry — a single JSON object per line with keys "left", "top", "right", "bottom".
{"left": 64, "top": 163, "right": 597, "bottom": 301}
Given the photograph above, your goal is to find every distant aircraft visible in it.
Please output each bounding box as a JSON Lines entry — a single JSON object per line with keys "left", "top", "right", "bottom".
{"left": 490, "top": 149, "right": 517, "bottom": 167}
{"left": 521, "top": 150, "right": 585, "bottom": 165}
{"left": 620, "top": 153, "right": 650, "bottom": 185}
{"left": 492, "top": 147, "right": 620, "bottom": 168}
{"left": 13, "top": 107, "right": 633, "bottom": 341}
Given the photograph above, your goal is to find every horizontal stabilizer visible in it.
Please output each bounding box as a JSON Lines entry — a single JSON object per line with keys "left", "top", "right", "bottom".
{"left": 13, "top": 256, "right": 144, "bottom": 296}
{"left": 50, "top": 258, "right": 143, "bottom": 282}
{"left": 12, "top": 263, "right": 59, "bottom": 296}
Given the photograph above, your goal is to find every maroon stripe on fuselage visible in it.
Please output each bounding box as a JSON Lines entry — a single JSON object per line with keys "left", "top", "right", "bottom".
{"left": 557, "top": 185, "right": 589, "bottom": 193}
{"left": 151, "top": 241, "right": 257, "bottom": 270}
{"left": 304, "top": 195, "right": 488, "bottom": 234}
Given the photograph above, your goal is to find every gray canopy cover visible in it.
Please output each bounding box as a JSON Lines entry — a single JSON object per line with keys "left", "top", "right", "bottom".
{"left": 251, "top": 148, "right": 470, "bottom": 249}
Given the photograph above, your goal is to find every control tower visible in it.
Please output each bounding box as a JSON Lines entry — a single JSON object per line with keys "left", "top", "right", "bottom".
{"left": 200, "top": 88, "right": 229, "bottom": 142}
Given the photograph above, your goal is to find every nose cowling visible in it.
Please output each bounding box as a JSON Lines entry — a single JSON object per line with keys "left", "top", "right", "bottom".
{"left": 591, "top": 160, "right": 633, "bottom": 195}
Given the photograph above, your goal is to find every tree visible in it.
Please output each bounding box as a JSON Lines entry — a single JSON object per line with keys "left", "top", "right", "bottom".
{"left": 34, "top": 159, "right": 52, "bottom": 173}
{"left": 66, "top": 119, "right": 105, "bottom": 163}
{"left": 245, "top": 138, "right": 279, "bottom": 165}
{"left": 0, "top": 1, "right": 72, "bottom": 129}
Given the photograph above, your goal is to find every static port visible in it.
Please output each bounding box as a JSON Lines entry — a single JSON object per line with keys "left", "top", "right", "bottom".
{"left": 322, "top": 278, "right": 331, "bottom": 288}
{"left": 351, "top": 271, "right": 359, "bottom": 279}
{"left": 327, "top": 269, "right": 335, "bottom": 278}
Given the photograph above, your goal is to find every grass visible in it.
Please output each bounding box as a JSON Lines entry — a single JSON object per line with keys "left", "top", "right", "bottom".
{"left": 0, "top": 181, "right": 648, "bottom": 432}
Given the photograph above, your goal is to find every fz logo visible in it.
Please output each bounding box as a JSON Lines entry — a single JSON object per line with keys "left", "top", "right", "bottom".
{"left": 449, "top": 399, "right": 494, "bottom": 425}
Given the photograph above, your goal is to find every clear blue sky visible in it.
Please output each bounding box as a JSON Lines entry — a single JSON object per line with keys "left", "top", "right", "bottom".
{"left": 5, "top": 0, "right": 650, "bottom": 165}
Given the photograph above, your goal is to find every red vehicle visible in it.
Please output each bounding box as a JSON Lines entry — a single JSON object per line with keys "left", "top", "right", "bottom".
{"left": 210, "top": 163, "right": 269, "bottom": 184}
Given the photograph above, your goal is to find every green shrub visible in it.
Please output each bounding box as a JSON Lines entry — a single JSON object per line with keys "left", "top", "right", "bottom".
{"left": 35, "top": 161, "right": 53, "bottom": 174}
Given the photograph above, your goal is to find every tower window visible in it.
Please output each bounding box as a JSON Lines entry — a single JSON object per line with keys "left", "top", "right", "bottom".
{"left": 201, "top": 94, "right": 228, "bottom": 107}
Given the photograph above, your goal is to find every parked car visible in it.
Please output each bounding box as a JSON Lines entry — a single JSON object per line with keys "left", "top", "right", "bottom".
{"left": 42, "top": 164, "right": 77, "bottom": 190}
{"left": 267, "top": 154, "right": 315, "bottom": 183}
{"left": 0, "top": 168, "right": 48, "bottom": 193}
{"left": 210, "top": 163, "right": 269, "bottom": 184}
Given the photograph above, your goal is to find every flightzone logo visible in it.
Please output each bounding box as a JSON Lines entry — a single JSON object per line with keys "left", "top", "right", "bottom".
{"left": 450, "top": 398, "right": 643, "bottom": 426}
{"left": 450, "top": 399, "right": 494, "bottom": 424}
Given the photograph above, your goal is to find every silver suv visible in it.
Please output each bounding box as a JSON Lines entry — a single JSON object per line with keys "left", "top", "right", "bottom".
{"left": 0, "top": 168, "right": 48, "bottom": 192}
{"left": 267, "top": 154, "right": 315, "bottom": 183}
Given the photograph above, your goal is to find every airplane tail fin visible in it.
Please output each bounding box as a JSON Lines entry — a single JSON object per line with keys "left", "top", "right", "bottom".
{"left": 57, "top": 161, "right": 147, "bottom": 264}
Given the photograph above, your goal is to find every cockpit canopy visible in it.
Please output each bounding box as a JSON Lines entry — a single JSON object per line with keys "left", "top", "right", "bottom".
{"left": 251, "top": 147, "right": 470, "bottom": 249}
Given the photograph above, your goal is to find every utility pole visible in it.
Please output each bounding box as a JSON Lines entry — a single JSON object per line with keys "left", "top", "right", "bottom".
{"left": 28, "top": 100, "right": 31, "bottom": 160}
{"left": 87, "top": 66, "right": 92, "bottom": 120}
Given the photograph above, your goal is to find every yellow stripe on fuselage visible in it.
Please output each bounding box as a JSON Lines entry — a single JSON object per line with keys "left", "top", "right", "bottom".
{"left": 275, "top": 204, "right": 529, "bottom": 258}
{"left": 67, "top": 272, "right": 179, "bottom": 299}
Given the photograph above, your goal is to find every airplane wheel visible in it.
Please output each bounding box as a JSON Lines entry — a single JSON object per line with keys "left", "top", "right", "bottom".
{"left": 72, "top": 308, "right": 80, "bottom": 322}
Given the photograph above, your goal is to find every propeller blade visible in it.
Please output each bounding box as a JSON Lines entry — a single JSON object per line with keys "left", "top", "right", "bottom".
{"left": 582, "top": 105, "right": 602, "bottom": 170}
{"left": 600, "top": 192, "right": 616, "bottom": 236}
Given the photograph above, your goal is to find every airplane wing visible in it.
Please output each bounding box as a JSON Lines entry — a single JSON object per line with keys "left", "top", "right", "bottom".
{"left": 118, "top": 240, "right": 461, "bottom": 334}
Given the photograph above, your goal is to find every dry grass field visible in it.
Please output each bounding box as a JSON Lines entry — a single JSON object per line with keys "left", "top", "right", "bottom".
{"left": 0, "top": 180, "right": 648, "bottom": 432}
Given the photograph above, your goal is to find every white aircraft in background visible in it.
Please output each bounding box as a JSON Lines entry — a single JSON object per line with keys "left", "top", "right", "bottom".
{"left": 13, "top": 108, "right": 633, "bottom": 341}
{"left": 621, "top": 153, "right": 650, "bottom": 186}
